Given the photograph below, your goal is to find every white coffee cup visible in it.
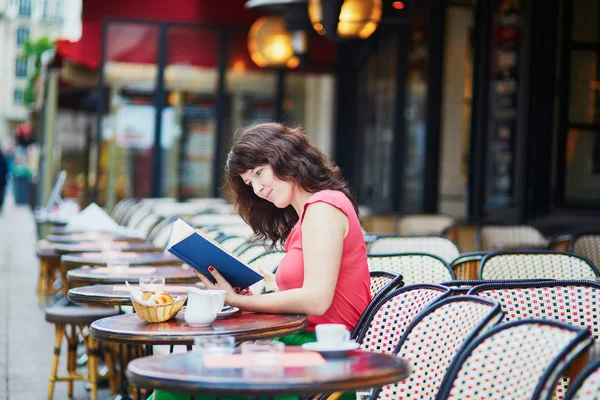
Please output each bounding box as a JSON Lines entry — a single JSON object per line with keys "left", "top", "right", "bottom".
{"left": 315, "top": 324, "right": 350, "bottom": 348}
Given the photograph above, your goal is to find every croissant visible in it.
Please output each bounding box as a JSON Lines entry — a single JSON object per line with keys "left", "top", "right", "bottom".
{"left": 148, "top": 291, "right": 174, "bottom": 305}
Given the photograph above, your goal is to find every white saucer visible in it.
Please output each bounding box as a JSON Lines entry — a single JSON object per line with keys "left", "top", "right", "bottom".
{"left": 301, "top": 341, "right": 361, "bottom": 358}
{"left": 217, "top": 306, "right": 239, "bottom": 318}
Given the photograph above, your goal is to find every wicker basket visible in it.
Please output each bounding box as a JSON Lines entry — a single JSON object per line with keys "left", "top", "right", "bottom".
{"left": 131, "top": 295, "right": 186, "bottom": 323}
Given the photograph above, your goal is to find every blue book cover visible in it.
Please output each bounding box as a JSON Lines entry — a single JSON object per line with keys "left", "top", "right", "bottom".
{"left": 167, "top": 218, "right": 263, "bottom": 289}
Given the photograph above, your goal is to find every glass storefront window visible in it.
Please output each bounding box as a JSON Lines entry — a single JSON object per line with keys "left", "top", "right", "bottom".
{"left": 102, "top": 22, "right": 159, "bottom": 209}
{"left": 402, "top": 24, "right": 428, "bottom": 209}
{"left": 165, "top": 26, "right": 219, "bottom": 200}
{"left": 357, "top": 32, "right": 398, "bottom": 210}
{"left": 564, "top": 129, "right": 600, "bottom": 206}
{"left": 568, "top": 51, "right": 597, "bottom": 124}
{"left": 572, "top": 0, "right": 599, "bottom": 43}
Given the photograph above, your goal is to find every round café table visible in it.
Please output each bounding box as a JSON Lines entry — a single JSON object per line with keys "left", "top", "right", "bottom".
{"left": 126, "top": 348, "right": 410, "bottom": 396}
{"left": 61, "top": 252, "right": 182, "bottom": 268}
{"left": 91, "top": 311, "right": 308, "bottom": 346}
{"left": 52, "top": 242, "right": 161, "bottom": 255}
{"left": 93, "top": 312, "right": 308, "bottom": 400}
{"left": 67, "top": 265, "right": 197, "bottom": 287}
{"left": 68, "top": 283, "right": 200, "bottom": 306}
{"left": 46, "top": 233, "right": 145, "bottom": 244}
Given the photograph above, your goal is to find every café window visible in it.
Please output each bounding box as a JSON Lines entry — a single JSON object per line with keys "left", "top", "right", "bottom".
{"left": 15, "top": 57, "right": 28, "bottom": 78}
{"left": 16, "top": 26, "right": 29, "bottom": 47}
{"left": 559, "top": 0, "right": 600, "bottom": 207}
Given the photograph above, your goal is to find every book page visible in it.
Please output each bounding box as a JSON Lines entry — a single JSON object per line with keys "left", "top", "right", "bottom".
{"left": 169, "top": 219, "right": 195, "bottom": 245}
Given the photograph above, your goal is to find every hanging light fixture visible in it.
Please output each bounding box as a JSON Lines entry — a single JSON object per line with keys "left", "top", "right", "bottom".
{"left": 308, "top": 0, "right": 382, "bottom": 39}
{"left": 248, "top": 15, "right": 301, "bottom": 69}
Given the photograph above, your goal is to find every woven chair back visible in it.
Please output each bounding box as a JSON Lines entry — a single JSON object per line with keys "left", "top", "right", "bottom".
{"left": 572, "top": 234, "right": 600, "bottom": 270}
{"left": 479, "top": 225, "right": 548, "bottom": 251}
{"left": 479, "top": 251, "right": 599, "bottom": 280}
{"left": 396, "top": 214, "right": 455, "bottom": 235}
{"left": 367, "top": 253, "right": 456, "bottom": 284}
{"left": 354, "top": 284, "right": 451, "bottom": 354}
{"left": 436, "top": 320, "right": 593, "bottom": 400}
{"left": 373, "top": 296, "right": 503, "bottom": 400}
{"left": 368, "top": 235, "right": 460, "bottom": 263}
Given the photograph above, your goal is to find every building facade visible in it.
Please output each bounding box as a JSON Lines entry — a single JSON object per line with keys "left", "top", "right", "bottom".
{"left": 0, "top": 0, "right": 66, "bottom": 142}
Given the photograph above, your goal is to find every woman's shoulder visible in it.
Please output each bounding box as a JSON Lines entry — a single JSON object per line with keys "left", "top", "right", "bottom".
{"left": 305, "top": 190, "right": 353, "bottom": 214}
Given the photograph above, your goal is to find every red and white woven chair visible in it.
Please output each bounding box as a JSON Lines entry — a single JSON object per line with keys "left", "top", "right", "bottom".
{"left": 564, "top": 358, "right": 600, "bottom": 400}
{"left": 352, "top": 271, "right": 404, "bottom": 339}
{"left": 478, "top": 251, "right": 599, "bottom": 280}
{"left": 368, "top": 235, "right": 460, "bottom": 264}
{"left": 436, "top": 320, "right": 593, "bottom": 400}
{"left": 354, "top": 284, "right": 451, "bottom": 353}
{"left": 571, "top": 234, "right": 600, "bottom": 270}
{"left": 468, "top": 280, "right": 600, "bottom": 399}
{"left": 371, "top": 296, "right": 503, "bottom": 400}
{"left": 478, "top": 224, "right": 548, "bottom": 251}
{"left": 367, "top": 253, "right": 456, "bottom": 284}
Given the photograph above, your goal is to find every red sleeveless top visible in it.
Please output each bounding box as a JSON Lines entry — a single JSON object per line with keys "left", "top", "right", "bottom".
{"left": 275, "top": 190, "right": 371, "bottom": 332}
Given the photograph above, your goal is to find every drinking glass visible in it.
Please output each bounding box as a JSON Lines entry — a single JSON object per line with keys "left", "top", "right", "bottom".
{"left": 107, "top": 260, "right": 129, "bottom": 274}
{"left": 139, "top": 276, "right": 166, "bottom": 292}
{"left": 241, "top": 340, "right": 285, "bottom": 365}
{"left": 193, "top": 335, "right": 236, "bottom": 356}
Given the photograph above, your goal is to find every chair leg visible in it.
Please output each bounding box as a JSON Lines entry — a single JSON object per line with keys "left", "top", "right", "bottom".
{"left": 103, "top": 342, "right": 118, "bottom": 395}
{"left": 82, "top": 325, "right": 99, "bottom": 400}
{"left": 66, "top": 324, "right": 78, "bottom": 397}
{"left": 48, "top": 324, "right": 66, "bottom": 400}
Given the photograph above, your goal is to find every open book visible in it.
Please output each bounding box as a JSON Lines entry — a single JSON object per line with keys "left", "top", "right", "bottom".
{"left": 167, "top": 218, "right": 263, "bottom": 290}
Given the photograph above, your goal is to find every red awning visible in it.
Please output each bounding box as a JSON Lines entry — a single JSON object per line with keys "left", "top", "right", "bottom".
{"left": 56, "top": 0, "right": 335, "bottom": 72}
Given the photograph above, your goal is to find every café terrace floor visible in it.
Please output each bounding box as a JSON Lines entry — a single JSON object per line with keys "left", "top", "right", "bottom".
{"left": 0, "top": 193, "right": 111, "bottom": 399}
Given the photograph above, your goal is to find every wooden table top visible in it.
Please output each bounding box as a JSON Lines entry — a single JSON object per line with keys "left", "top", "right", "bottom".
{"left": 68, "top": 284, "right": 200, "bottom": 306}
{"left": 52, "top": 242, "right": 161, "bottom": 254}
{"left": 61, "top": 252, "right": 182, "bottom": 268}
{"left": 67, "top": 265, "right": 197, "bottom": 286}
{"left": 91, "top": 311, "right": 308, "bottom": 345}
{"left": 46, "top": 233, "right": 145, "bottom": 244}
{"left": 126, "top": 347, "right": 410, "bottom": 396}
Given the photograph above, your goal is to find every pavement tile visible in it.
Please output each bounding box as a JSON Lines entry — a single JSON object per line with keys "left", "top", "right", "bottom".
{"left": 0, "top": 197, "right": 111, "bottom": 399}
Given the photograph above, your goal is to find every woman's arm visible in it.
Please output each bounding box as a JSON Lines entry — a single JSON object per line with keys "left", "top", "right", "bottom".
{"left": 196, "top": 202, "right": 349, "bottom": 315}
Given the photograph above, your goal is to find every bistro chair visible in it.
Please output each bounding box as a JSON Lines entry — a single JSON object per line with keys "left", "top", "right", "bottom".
{"left": 549, "top": 234, "right": 574, "bottom": 252}
{"left": 468, "top": 280, "right": 600, "bottom": 399}
{"left": 396, "top": 214, "right": 455, "bottom": 235}
{"left": 571, "top": 233, "right": 600, "bottom": 270}
{"left": 478, "top": 251, "right": 599, "bottom": 280}
{"left": 353, "top": 284, "right": 451, "bottom": 350}
{"left": 449, "top": 251, "right": 487, "bottom": 280}
{"left": 217, "top": 235, "right": 249, "bottom": 254}
{"left": 111, "top": 198, "right": 138, "bottom": 225}
{"left": 352, "top": 271, "right": 405, "bottom": 338}
{"left": 478, "top": 224, "right": 548, "bottom": 251}
{"left": 147, "top": 216, "right": 179, "bottom": 249}
{"left": 564, "top": 358, "right": 600, "bottom": 400}
{"left": 236, "top": 242, "right": 276, "bottom": 261}
{"left": 440, "top": 278, "right": 555, "bottom": 295}
{"left": 334, "top": 284, "right": 451, "bottom": 400}
{"left": 436, "top": 320, "right": 593, "bottom": 400}
{"left": 372, "top": 296, "right": 503, "bottom": 400}
{"left": 45, "top": 305, "right": 120, "bottom": 400}
{"left": 443, "top": 222, "right": 479, "bottom": 253}
{"left": 368, "top": 235, "right": 460, "bottom": 264}
{"left": 367, "top": 253, "right": 456, "bottom": 284}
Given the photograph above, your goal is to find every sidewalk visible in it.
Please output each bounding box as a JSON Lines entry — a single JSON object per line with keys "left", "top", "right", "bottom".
{"left": 0, "top": 193, "right": 110, "bottom": 399}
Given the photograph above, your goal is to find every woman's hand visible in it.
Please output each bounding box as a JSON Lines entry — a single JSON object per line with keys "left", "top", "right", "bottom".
{"left": 193, "top": 266, "right": 246, "bottom": 305}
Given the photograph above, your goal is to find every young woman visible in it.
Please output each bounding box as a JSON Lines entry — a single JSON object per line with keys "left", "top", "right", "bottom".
{"left": 151, "top": 123, "right": 370, "bottom": 400}
{"left": 200, "top": 122, "right": 370, "bottom": 338}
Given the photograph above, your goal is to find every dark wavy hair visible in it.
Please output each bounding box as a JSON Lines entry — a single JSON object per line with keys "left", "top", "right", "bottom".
{"left": 225, "top": 123, "right": 357, "bottom": 245}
